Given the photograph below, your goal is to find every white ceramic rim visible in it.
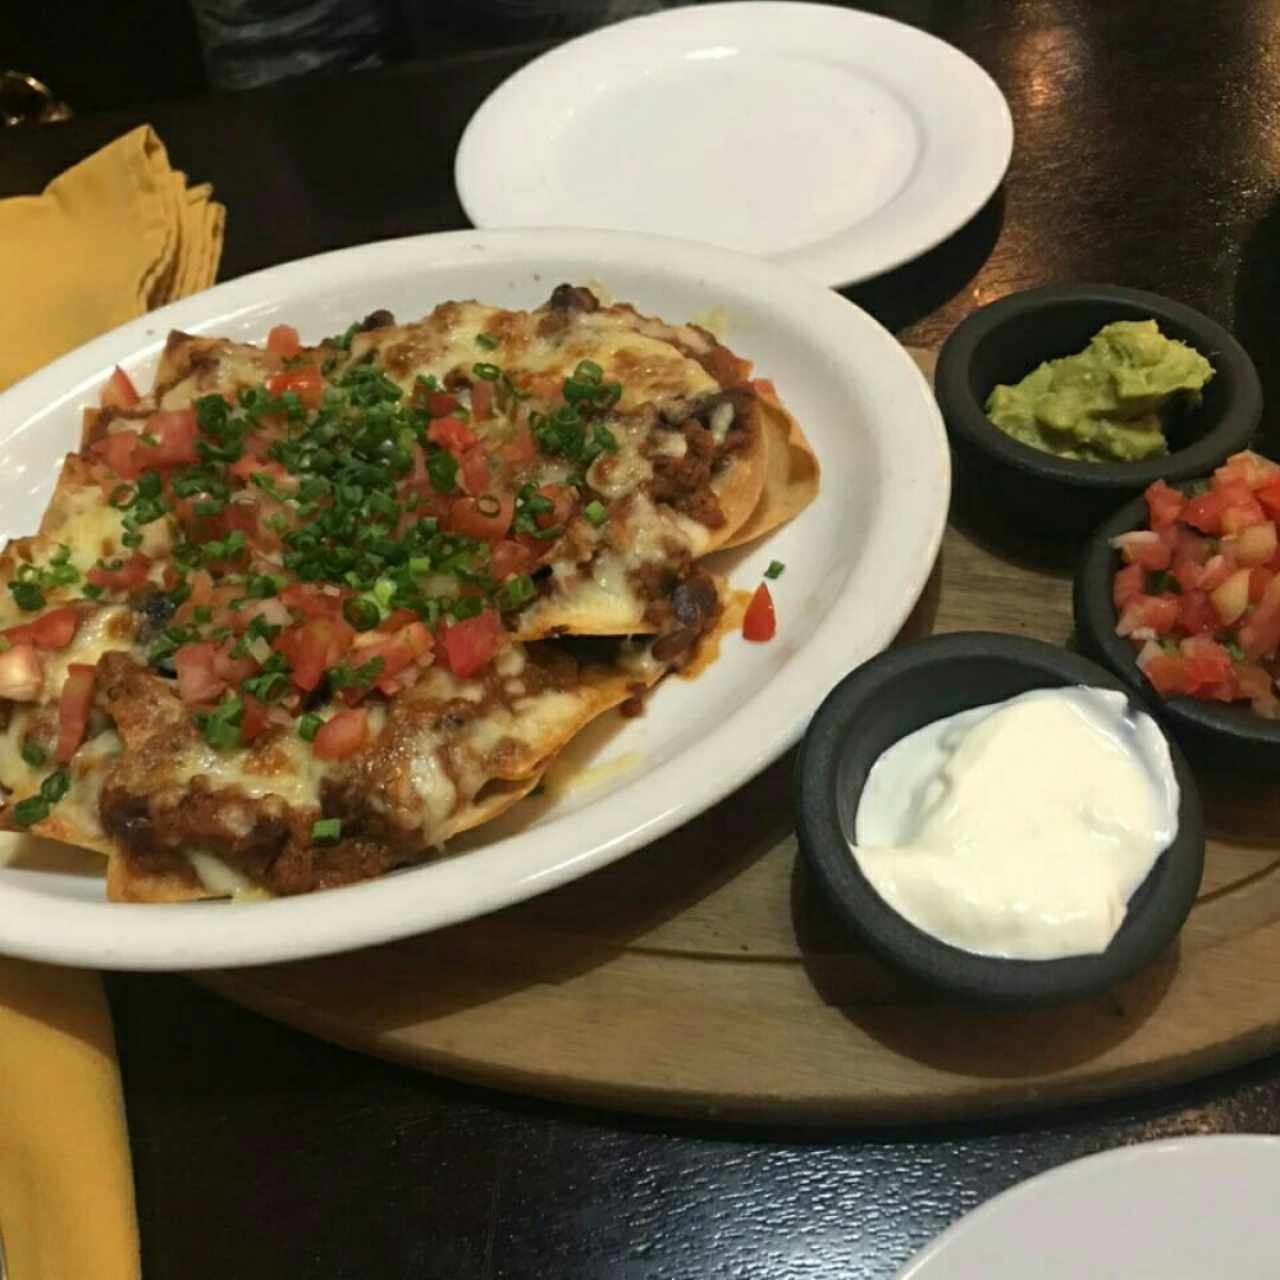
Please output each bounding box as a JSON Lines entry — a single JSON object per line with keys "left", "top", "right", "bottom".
{"left": 0, "top": 227, "right": 948, "bottom": 970}
{"left": 897, "top": 1134, "right": 1280, "bottom": 1278}
{"left": 454, "top": 1, "right": 1014, "bottom": 287}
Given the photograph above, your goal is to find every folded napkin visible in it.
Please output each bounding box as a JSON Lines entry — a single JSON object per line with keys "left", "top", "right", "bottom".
{"left": 0, "top": 123, "right": 225, "bottom": 391}
{"left": 0, "top": 124, "right": 225, "bottom": 1278}
{"left": 0, "top": 959, "right": 139, "bottom": 1278}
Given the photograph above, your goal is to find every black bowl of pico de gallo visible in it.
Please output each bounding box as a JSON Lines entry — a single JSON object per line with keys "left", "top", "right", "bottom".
{"left": 1075, "top": 450, "right": 1280, "bottom": 774}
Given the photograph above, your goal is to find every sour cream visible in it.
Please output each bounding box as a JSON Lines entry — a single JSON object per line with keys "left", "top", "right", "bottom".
{"left": 852, "top": 687, "right": 1179, "bottom": 960}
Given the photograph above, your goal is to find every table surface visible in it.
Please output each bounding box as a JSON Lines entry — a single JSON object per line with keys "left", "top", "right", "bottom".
{"left": 4, "top": 2, "right": 1280, "bottom": 1276}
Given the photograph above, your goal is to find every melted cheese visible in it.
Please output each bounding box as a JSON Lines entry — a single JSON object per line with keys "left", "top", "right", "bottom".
{"left": 158, "top": 341, "right": 278, "bottom": 409}
{"left": 168, "top": 730, "right": 332, "bottom": 812}
{"left": 186, "top": 850, "right": 266, "bottom": 899}
{"left": 44, "top": 484, "right": 126, "bottom": 570}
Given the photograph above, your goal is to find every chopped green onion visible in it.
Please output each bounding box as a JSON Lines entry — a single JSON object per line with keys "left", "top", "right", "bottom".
{"left": 311, "top": 818, "right": 342, "bottom": 843}
{"left": 343, "top": 597, "right": 381, "bottom": 631}
{"left": 20, "top": 740, "right": 46, "bottom": 768}
{"left": 496, "top": 573, "right": 536, "bottom": 611}
{"left": 195, "top": 696, "right": 244, "bottom": 750}
{"left": 12, "top": 768, "right": 71, "bottom": 827}
{"left": 10, "top": 581, "right": 45, "bottom": 612}
{"left": 765, "top": 560, "right": 785, "bottom": 580}
{"left": 475, "top": 333, "right": 500, "bottom": 350}
{"left": 298, "top": 713, "right": 322, "bottom": 742}
{"left": 583, "top": 500, "right": 607, "bottom": 526}
{"left": 472, "top": 362, "right": 501, "bottom": 382}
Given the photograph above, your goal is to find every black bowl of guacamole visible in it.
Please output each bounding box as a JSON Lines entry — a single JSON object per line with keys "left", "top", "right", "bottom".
{"left": 935, "top": 283, "right": 1261, "bottom": 537}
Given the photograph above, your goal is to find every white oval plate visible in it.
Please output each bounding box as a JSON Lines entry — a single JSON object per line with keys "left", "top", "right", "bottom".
{"left": 455, "top": 3, "right": 1013, "bottom": 288}
{"left": 898, "top": 1135, "right": 1280, "bottom": 1278}
{"left": 0, "top": 228, "right": 947, "bottom": 970}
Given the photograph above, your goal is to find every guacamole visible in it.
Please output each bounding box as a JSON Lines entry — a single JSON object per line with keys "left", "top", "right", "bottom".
{"left": 984, "top": 319, "right": 1214, "bottom": 462}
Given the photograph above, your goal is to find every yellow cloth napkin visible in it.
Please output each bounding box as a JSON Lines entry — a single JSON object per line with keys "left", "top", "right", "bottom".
{"left": 0, "top": 960, "right": 139, "bottom": 1278}
{"left": 0, "top": 125, "right": 225, "bottom": 1278}
{"left": 0, "top": 123, "right": 225, "bottom": 391}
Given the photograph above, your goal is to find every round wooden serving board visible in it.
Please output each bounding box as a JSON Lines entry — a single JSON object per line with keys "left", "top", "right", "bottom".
{"left": 204, "top": 351, "right": 1280, "bottom": 1125}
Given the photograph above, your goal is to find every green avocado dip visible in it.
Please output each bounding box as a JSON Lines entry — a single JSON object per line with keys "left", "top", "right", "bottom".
{"left": 984, "top": 320, "right": 1214, "bottom": 462}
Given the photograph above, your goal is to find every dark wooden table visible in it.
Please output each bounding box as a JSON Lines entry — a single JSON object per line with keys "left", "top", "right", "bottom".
{"left": 4, "top": 3, "right": 1280, "bottom": 1276}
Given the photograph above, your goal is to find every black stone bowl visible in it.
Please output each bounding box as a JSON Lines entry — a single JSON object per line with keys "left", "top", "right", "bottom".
{"left": 1075, "top": 492, "right": 1280, "bottom": 775}
{"left": 793, "top": 632, "right": 1204, "bottom": 1006}
{"left": 934, "top": 284, "right": 1261, "bottom": 536}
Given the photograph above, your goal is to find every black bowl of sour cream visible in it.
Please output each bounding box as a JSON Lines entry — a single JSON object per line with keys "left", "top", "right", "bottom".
{"left": 934, "top": 283, "right": 1261, "bottom": 536}
{"left": 794, "top": 632, "right": 1205, "bottom": 1006}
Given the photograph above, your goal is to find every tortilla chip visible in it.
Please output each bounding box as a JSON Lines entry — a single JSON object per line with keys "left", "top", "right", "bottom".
{"left": 106, "top": 848, "right": 210, "bottom": 903}
{"left": 719, "top": 395, "right": 821, "bottom": 550}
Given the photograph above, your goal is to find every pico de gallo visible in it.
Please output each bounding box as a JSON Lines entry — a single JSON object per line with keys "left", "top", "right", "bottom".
{"left": 1112, "top": 451, "right": 1280, "bottom": 717}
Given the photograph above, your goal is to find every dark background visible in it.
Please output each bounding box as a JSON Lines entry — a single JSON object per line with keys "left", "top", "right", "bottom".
{"left": 4, "top": 1, "right": 1280, "bottom": 1277}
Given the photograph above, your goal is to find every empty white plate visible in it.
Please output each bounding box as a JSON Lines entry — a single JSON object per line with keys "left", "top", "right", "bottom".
{"left": 898, "top": 1135, "right": 1280, "bottom": 1279}
{"left": 455, "top": 2, "right": 1013, "bottom": 288}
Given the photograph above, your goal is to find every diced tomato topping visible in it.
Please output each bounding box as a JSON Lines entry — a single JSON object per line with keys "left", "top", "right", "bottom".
{"left": 378, "top": 608, "right": 420, "bottom": 634}
{"left": 1240, "top": 575, "right": 1280, "bottom": 661}
{"left": 267, "top": 365, "right": 323, "bottom": 409}
{"left": 0, "top": 644, "right": 43, "bottom": 702}
{"left": 1221, "top": 496, "right": 1268, "bottom": 535}
{"left": 1250, "top": 567, "right": 1274, "bottom": 603}
{"left": 6, "top": 607, "right": 82, "bottom": 652}
{"left": 1256, "top": 476, "right": 1280, "bottom": 520}
{"left": 1181, "top": 488, "right": 1227, "bottom": 534}
{"left": 91, "top": 430, "right": 142, "bottom": 479}
{"left": 1144, "top": 479, "right": 1184, "bottom": 529}
{"left": 471, "top": 380, "right": 494, "bottom": 421}
{"left": 500, "top": 427, "right": 537, "bottom": 468}
{"left": 459, "top": 445, "right": 491, "bottom": 496}
{"left": 450, "top": 492, "right": 514, "bottom": 542}
{"left": 1176, "top": 589, "right": 1219, "bottom": 636}
{"left": 174, "top": 642, "right": 225, "bottom": 704}
{"left": 1171, "top": 556, "right": 1202, "bottom": 593}
{"left": 351, "top": 623, "right": 434, "bottom": 697}
{"left": 229, "top": 455, "right": 294, "bottom": 489}
{"left": 1219, "top": 452, "right": 1280, "bottom": 488}
{"left": 438, "top": 609, "right": 504, "bottom": 679}
{"left": 1180, "top": 636, "right": 1235, "bottom": 688}
{"left": 266, "top": 324, "right": 301, "bottom": 359}
{"left": 313, "top": 708, "right": 368, "bottom": 761}
{"left": 187, "top": 569, "right": 216, "bottom": 608}
{"left": 425, "top": 390, "right": 459, "bottom": 418}
{"left": 743, "top": 583, "right": 777, "bottom": 642}
{"left": 274, "top": 616, "right": 356, "bottom": 691}
{"left": 534, "top": 484, "right": 576, "bottom": 531}
{"left": 93, "top": 409, "right": 199, "bottom": 479}
{"left": 141, "top": 409, "right": 200, "bottom": 469}
{"left": 240, "top": 695, "right": 270, "bottom": 744}
{"left": 87, "top": 554, "right": 152, "bottom": 593}
{"left": 489, "top": 539, "right": 534, "bottom": 582}
{"left": 1141, "top": 652, "right": 1195, "bottom": 697}
{"left": 212, "top": 640, "right": 258, "bottom": 687}
{"left": 55, "top": 663, "right": 97, "bottom": 764}
{"left": 1197, "top": 554, "right": 1236, "bottom": 592}
{"left": 1116, "top": 594, "right": 1179, "bottom": 637}
{"left": 280, "top": 583, "right": 346, "bottom": 620}
{"left": 1111, "top": 531, "right": 1171, "bottom": 571}
{"left": 427, "top": 417, "right": 477, "bottom": 452}
{"left": 100, "top": 366, "right": 140, "bottom": 411}
{"left": 1113, "top": 563, "right": 1145, "bottom": 609}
